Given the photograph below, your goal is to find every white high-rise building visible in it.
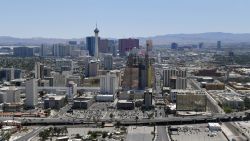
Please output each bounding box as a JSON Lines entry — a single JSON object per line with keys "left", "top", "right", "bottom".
{"left": 52, "top": 44, "right": 71, "bottom": 57}
{"left": 25, "top": 79, "right": 38, "bottom": 108}
{"left": 67, "top": 81, "right": 77, "bottom": 100}
{"left": 163, "top": 68, "right": 187, "bottom": 88}
{"left": 100, "top": 71, "right": 118, "bottom": 95}
{"left": 88, "top": 60, "right": 99, "bottom": 77}
{"left": 163, "top": 68, "right": 177, "bottom": 87}
{"left": 35, "top": 62, "right": 44, "bottom": 79}
{"left": 144, "top": 88, "right": 153, "bottom": 108}
{"left": 94, "top": 25, "right": 99, "bottom": 59}
{"left": 176, "top": 77, "right": 187, "bottom": 89}
{"left": 0, "top": 87, "right": 21, "bottom": 103}
{"left": 104, "top": 54, "right": 113, "bottom": 70}
{"left": 40, "top": 44, "right": 48, "bottom": 57}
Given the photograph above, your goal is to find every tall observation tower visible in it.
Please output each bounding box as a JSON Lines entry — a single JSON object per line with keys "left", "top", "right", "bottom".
{"left": 94, "top": 25, "right": 99, "bottom": 59}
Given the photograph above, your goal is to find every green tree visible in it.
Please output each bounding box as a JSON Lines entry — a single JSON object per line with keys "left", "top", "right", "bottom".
{"left": 53, "top": 127, "right": 60, "bottom": 136}
{"left": 3, "top": 132, "right": 11, "bottom": 141}
{"left": 91, "top": 132, "right": 98, "bottom": 139}
{"left": 39, "top": 131, "right": 47, "bottom": 141}
{"left": 148, "top": 113, "right": 154, "bottom": 119}
{"left": 101, "top": 121, "right": 105, "bottom": 128}
{"left": 102, "top": 132, "right": 108, "bottom": 138}
{"left": 62, "top": 126, "right": 68, "bottom": 135}
{"left": 115, "top": 121, "right": 121, "bottom": 128}
{"left": 223, "top": 105, "right": 233, "bottom": 113}
{"left": 75, "top": 133, "right": 82, "bottom": 139}
{"left": 109, "top": 113, "right": 114, "bottom": 120}
{"left": 48, "top": 127, "right": 54, "bottom": 136}
{"left": 244, "top": 97, "right": 250, "bottom": 109}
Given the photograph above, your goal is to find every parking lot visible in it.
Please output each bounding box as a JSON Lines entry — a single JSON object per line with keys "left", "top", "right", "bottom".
{"left": 170, "top": 124, "right": 228, "bottom": 141}
{"left": 58, "top": 102, "right": 156, "bottom": 121}
{"left": 61, "top": 102, "right": 110, "bottom": 120}
{"left": 126, "top": 126, "right": 154, "bottom": 141}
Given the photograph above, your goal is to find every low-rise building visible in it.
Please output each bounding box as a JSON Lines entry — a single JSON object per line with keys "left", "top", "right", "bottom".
{"left": 143, "top": 88, "right": 153, "bottom": 109}
{"left": 3, "top": 103, "right": 23, "bottom": 112}
{"left": 117, "top": 100, "right": 135, "bottom": 110}
{"left": 223, "top": 96, "right": 244, "bottom": 109}
{"left": 119, "top": 90, "right": 145, "bottom": 100}
{"left": 196, "top": 77, "right": 214, "bottom": 83}
{"left": 175, "top": 90, "right": 207, "bottom": 111}
{"left": 44, "top": 95, "right": 66, "bottom": 109}
{"left": 201, "top": 82, "right": 225, "bottom": 90}
{"left": 96, "top": 95, "right": 114, "bottom": 102}
{"left": 72, "top": 96, "right": 94, "bottom": 109}
{"left": 170, "top": 89, "right": 205, "bottom": 102}
{"left": 208, "top": 123, "right": 221, "bottom": 131}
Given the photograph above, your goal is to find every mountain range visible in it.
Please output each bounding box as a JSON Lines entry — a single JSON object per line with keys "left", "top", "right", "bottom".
{"left": 1, "top": 32, "right": 250, "bottom": 46}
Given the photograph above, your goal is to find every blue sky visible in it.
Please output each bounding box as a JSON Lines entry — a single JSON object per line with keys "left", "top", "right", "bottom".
{"left": 0, "top": 0, "right": 249, "bottom": 38}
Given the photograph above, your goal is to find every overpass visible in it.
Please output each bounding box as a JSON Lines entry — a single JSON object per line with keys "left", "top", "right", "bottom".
{"left": 1, "top": 110, "right": 250, "bottom": 126}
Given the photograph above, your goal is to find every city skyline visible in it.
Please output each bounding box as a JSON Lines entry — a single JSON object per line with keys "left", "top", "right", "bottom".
{"left": 0, "top": 0, "right": 250, "bottom": 38}
{"left": 1, "top": 1, "right": 250, "bottom": 141}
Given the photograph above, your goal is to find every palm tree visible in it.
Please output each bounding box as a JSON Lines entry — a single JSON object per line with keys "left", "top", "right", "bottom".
{"left": 147, "top": 113, "right": 154, "bottom": 119}
{"left": 39, "top": 131, "right": 47, "bottom": 141}
{"left": 93, "top": 117, "right": 96, "bottom": 123}
{"left": 48, "top": 127, "right": 54, "bottom": 136}
{"left": 116, "top": 121, "right": 121, "bottom": 128}
{"left": 135, "top": 116, "right": 139, "bottom": 128}
{"left": 53, "top": 127, "right": 60, "bottom": 136}
{"left": 101, "top": 121, "right": 105, "bottom": 128}
{"left": 57, "top": 128, "right": 62, "bottom": 136}
{"left": 109, "top": 113, "right": 114, "bottom": 121}
{"left": 62, "top": 126, "right": 68, "bottom": 135}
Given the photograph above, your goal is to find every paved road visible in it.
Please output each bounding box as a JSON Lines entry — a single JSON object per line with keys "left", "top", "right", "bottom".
{"left": 224, "top": 122, "right": 247, "bottom": 141}
{"left": 156, "top": 126, "right": 169, "bottom": 141}
{"left": 14, "top": 126, "right": 45, "bottom": 141}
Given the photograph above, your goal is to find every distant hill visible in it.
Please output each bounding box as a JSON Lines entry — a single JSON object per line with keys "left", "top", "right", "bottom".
{"left": 139, "top": 32, "right": 250, "bottom": 45}
{"left": 0, "top": 36, "right": 82, "bottom": 46}
{"left": 1, "top": 32, "right": 250, "bottom": 46}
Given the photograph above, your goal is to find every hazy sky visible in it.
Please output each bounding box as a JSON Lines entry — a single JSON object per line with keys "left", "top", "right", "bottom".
{"left": 0, "top": 0, "right": 250, "bottom": 38}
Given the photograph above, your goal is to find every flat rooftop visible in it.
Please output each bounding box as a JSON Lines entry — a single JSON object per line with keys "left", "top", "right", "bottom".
{"left": 118, "top": 100, "right": 133, "bottom": 103}
{"left": 170, "top": 124, "right": 228, "bottom": 141}
{"left": 45, "top": 95, "right": 65, "bottom": 100}
{"left": 0, "top": 86, "right": 19, "bottom": 91}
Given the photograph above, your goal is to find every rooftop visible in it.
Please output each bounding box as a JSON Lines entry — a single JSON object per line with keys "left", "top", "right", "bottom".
{"left": 45, "top": 95, "right": 65, "bottom": 101}
{"left": 0, "top": 86, "right": 19, "bottom": 91}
